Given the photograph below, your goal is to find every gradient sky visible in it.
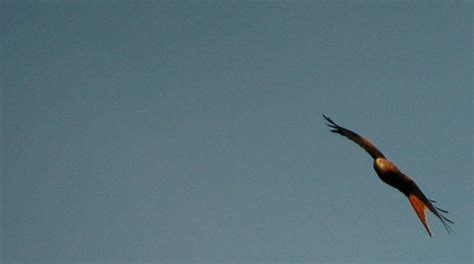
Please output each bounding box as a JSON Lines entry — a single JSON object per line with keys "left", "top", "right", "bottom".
{"left": 1, "top": 2, "right": 472, "bottom": 263}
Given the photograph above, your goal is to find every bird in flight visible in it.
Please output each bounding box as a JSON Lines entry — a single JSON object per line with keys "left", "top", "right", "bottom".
{"left": 323, "top": 114, "right": 453, "bottom": 237}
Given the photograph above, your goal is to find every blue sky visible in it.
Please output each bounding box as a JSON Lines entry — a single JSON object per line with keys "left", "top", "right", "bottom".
{"left": 1, "top": 2, "right": 472, "bottom": 263}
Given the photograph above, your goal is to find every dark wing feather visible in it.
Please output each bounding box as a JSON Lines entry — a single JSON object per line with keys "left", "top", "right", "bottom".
{"left": 323, "top": 114, "right": 385, "bottom": 159}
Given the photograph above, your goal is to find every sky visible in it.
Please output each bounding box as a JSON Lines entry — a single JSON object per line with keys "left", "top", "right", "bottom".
{"left": 1, "top": 2, "right": 472, "bottom": 263}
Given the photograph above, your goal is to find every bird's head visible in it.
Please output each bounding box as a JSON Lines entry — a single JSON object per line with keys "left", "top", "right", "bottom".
{"left": 374, "top": 158, "right": 399, "bottom": 174}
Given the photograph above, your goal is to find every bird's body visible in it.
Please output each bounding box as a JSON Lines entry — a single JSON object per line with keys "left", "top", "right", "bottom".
{"left": 373, "top": 158, "right": 409, "bottom": 195}
{"left": 323, "top": 114, "right": 453, "bottom": 237}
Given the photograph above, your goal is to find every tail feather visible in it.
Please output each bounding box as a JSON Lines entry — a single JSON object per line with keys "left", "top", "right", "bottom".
{"left": 408, "top": 194, "right": 432, "bottom": 237}
{"left": 407, "top": 185, "right": 454, "bottom": 236}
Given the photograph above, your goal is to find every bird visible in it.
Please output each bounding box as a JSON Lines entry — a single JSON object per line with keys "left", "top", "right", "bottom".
{"left": 323, "top": 114, "right": 453, "bottom": 237}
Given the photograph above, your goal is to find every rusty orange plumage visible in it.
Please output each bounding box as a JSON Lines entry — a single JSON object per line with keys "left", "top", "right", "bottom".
{"left": 323, "top": 114, "right": 453, "bottom": 237}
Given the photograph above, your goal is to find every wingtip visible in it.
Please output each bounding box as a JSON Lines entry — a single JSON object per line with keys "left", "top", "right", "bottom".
{"left": 428, "top": 198, "right": 454, "bottom": 234}
{"left": 322, "top": 114, "right": 330, "bottom": 123}
{"left": 322, "top": 114, "right": 338, "bottom": 128}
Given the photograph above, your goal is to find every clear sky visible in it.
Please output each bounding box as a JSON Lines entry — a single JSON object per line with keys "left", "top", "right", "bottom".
{"left": 1, "top": 2, "right": 472, "bottom": 263}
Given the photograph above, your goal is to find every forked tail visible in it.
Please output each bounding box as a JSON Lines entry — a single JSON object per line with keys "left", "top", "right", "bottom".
{"left": 408, "top": 194, "right": 432, "bottom": 236}
{"left": 407, "top": 189, "right": 453, "bottom": 237}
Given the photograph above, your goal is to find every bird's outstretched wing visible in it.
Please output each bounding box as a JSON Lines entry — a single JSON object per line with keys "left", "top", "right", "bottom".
{"left": 323, "top": 114, "right": 385, "bottom": 159}
{"left": 406, "top": 179, "right": 454, "bottom": 237}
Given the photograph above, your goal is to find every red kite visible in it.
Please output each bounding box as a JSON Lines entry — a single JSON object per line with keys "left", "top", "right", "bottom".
{"left": 323, "top": 114, "right": 453, "bottom": 237}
